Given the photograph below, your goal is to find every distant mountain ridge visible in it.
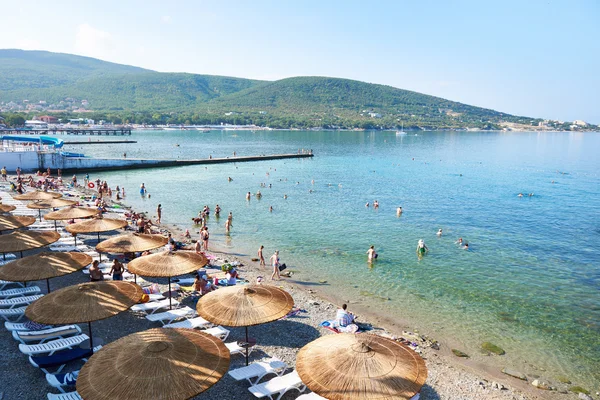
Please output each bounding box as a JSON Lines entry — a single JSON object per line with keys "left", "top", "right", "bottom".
{"left": 0, "top": 49, "right": 570, "bottom": 130}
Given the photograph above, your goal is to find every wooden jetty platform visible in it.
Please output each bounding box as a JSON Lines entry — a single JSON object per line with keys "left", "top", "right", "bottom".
{"left": 2, "top": 127, "right": 132, "bottom": 135}
{"left": 48, "top": 152, "right": 314, "bottom": 173}
{"left": 63, "top": 140, "right": 137, "bottom": 145}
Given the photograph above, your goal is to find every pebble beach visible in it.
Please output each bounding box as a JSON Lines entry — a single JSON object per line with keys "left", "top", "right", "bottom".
{"left": 0, "top": 177, "right": 593, "bottom": 400}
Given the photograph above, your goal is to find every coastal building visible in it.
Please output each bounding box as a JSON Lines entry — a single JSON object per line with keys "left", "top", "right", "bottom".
{"left": 39, "top": 115, "right": 59, "bottom": 123}
{"left": 24, "top": 120, "right": 48, "bottom": 129}
{"left": 573, "top": 120, "right": 588, "bottom": 127}
{"left": 369, "top": 112, "right": 382, "bottom": 118}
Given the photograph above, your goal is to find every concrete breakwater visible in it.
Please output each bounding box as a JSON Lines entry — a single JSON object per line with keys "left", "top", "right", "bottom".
{"left": 4, "top": 152, "right": 313, "bottom": 172}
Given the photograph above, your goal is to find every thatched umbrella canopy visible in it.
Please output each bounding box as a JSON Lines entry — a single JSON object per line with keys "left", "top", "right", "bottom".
{"left": 76, "top": 328, "right": 230, "bottom": 400}
{"left": 0, "top": 215, "right": 36, "bottom": 232}
{"left": 0, "top": 204, "right": 17, "bottom": 213}
{"left": 196, "top": 285, "right": 294, "bottom": 365}
{"left": 44, "top": 206, "right": 99, "bottom": 221}
{"left": 128, "top": 251, "right": 208, "bottom": 309}
{"left": 0, "top": 252, "right": 92, "bottom": 292}
{"left": 26, "top": 281, "right": 142, "bottom": 349}
{"left": 296, "top": 334, "right": 428, "bottom": 400}
{"left": 14, "top": 191, "right": 62, "bottom": 201}
{"left": 96, "top": 233, "right": 168, "bottom": 254}
{"left": 65, "top": 217, "right": 128, "bottom": 242}
{"left": 27, "top": 198, "right": 77, "bottom": 221}
{"left": 0, "top": 230, "right": 60, "bottom": 259}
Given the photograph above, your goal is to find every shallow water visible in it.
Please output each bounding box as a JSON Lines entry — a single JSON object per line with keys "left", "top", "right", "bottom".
{"left": 69, "top": 130, "right": 600, "bottom": 386}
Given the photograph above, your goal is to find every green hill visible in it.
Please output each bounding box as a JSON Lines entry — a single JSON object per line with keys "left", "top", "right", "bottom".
{"left": 0, "top": 49, "right": 555, "bottom": 129}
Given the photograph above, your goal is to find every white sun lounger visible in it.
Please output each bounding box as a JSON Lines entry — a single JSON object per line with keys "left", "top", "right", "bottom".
{"left": 203, "top": 326, "right": 230, "bottom": 341}
{"left": 228, "top": 358, "right": 288, "bottom": 385}
{"left": 145, "top": 306, "right": 195, "bottom": 325}
{"left": 0, "top": 294, "right": 43, "bottom": 309}
{"left": 0, "top": 286, "right": 40, "bottom": 298}
{"left": 47, "top": 390, "right": 83, "bottom": 400}
{"left": 296, "top": 393, "right": 328, "bottom": 400}
{"left": 0, "top": 279, "right": 24, "bottom": 291}
{"left": 131, "top": 298, "right": 179, "bottom": 315}
{"left": 46, "top": 370, "right": 79, "bottom": 393}
{"left": 226, "top": 341, "right": 255, "bottom": 357}
{"left": 0, "top": 306, "right": 27, "bottom": 321}
{"left": 13, "top": 325, "right": 82, "bottom": 344}
{"left": 162, "top": 316, "right": 211, "bottom": 329}
{"left": 248, "top": 370, "right": 307, "bottom": 400}
{"left": 19, "top": 334, "right": 89, "bottom": 356}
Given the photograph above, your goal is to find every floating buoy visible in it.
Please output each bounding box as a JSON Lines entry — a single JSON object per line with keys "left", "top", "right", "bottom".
{"left": 88, "top": 182, "right": 95, "bottom": 189}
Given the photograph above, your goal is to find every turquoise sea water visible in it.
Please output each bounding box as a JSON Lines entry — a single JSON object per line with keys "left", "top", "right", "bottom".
{"left": 68, "top": 130, "right": 599, "bottom": 386}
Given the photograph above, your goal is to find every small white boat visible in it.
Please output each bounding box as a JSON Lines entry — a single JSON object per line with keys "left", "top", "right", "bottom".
{"left": 396, "top": 123, "right": 407, "bottom": 135}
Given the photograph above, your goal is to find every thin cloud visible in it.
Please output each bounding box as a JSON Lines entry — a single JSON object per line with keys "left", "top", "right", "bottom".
{"left": 161, "top": 15, "right": 172, "bottom": 24}
{"left": 74, "top": 23, "right": 114, "bottom": 58}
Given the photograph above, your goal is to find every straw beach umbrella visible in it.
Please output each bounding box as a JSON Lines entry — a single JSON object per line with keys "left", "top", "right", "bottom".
{"left": 0, "top": 204, "right": 17, "bottom": 213}
{"left": 296, "top": 334, "right": 428, "bottom": 400}
{"left": 27, "top": 198, "right": 77, "bottom": 221}
{"left": 44, "top": 206, "right": 99, "bottom": 233}
{"left": 14, "top": 191, "right": 62, "bottom": 201}
{"left": 0, "top": 230, "right": 60, "bottom": 259}
{"left": 0, "top": 252, "right": 92, "bottom": 292}
{"left": 128, "top": 250, "right": 208, "bottom": 309}
{"left": 76, "top": 328, "right": 230, "bottom": 400}
{"left": 95, "top": 233, "right": 168, "bottom": 262}
{"left": 196, "top": 284, "right": 294, "bottom": 365}
{"left": 25, "top": 281, "right": 142, "bottom": 349}
{"left": 65, "top": 217, "right": 128, "bottom": 243}
{"left": 0, "top": 215, "right": 36, "bottom": 233}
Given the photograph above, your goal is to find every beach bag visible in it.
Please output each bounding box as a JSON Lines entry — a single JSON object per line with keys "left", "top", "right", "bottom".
{"left": 142, "top": 283, "right": 160, "bottom": 295}
{"left": 278, "top": 263, "right": 287, "bottom": 272}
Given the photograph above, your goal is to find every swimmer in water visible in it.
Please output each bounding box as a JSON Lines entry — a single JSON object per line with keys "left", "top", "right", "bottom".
{"left": 367, "top": 245, "right": 377, "bottom": 262}
{"left": 365, "top": 202, "right": 370, "bottom": 208}
{"left": 283, "top": 194, "right": 288, "bottom": 199}
{"left": 463, "top": 243, "right": 469, "bottom": 250}
{"left": 396, "top": 207, "right": 403, "bottom": 216}
{"left": 256, "top": 190, "right": 262, "bottom": 198}
{"left": 269, "top": 206, "right": 273, "bottom": 212}
{"left": 518, "top": 193, "right": 523, "bottom": 197}
{"left": 374, "top": 200, "right": 379, "bottom": 209}
{"left": 455, "top": 238, "right": 463, "bottom": 245}
{"left": 228, "top": 177, "right": 232, "bottom": 182}
{"left": 528, "top": 193, "right": 534, "bottom": 197}
{"left": 246, "top": 192, "right": 251, "bottom": 200}
{"left": 311, "top": 179, "right": 315, "bottom": 185}
{"left": 416, "top": 239, "right": 428, "bottom": 256}
{"left": 437, "top": 229, "right": 442, "bottom": 236}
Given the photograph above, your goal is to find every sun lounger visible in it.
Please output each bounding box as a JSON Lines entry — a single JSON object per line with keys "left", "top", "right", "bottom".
{"left": 162, "top": 316, "right": 211, "bottom": 329}
{"left": 13, "top": 325, "right": 82, "bottom": 344}
{"left": 226, "top": 341, "right": 255, "bottom": 357}
{"left": 0, "top": 294, "right": 43, "bottom": 309}
{"left": 146, "top": 307, "right": 195, "bottom": 325}
{"left": 0, "top": 306, "right": 27, "bottom": 321}
{"left": 248, "top": 370, "right": 307, "bottom": 400}
{"left": 296, "top": 393, "right": 328, "bottom": 400}
{"left": 0, "top": 279, "right": 24, "bottom": 291}
{"left": 46, "top": 370, "right": 79, "bottom": 393}
{"left": 203, "top": 326, "right": 230, "bottom": 341}
{"left": 131, "top": 298, "right": 179, "bottom": 315}
{"left": 0, "top": 286, "right": 40, "bottom": 298}
{"left": 19, "top": 334, "right": 89, "bottom": 356}
{"left": 5, "top": 321, "right": 31, "bottom": 331}
{"left": 228, "top": 358, "right": 288, "bottom": 385}
{"left": 30, "top": 345, "right": 102, "bottom": 374}
{"left": 47, "top": 392, "right": 82, "bottom": 400}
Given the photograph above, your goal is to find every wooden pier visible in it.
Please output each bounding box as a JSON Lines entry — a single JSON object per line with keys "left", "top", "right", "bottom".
{"left": 2, "top": 127, "right": 132, "bottom": 135}
{"left": 63, "top": 140, "right": 137, "bottom": 145}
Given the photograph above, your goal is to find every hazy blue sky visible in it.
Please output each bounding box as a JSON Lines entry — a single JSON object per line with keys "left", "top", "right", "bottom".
{"left": 1, "top": 1, "right": 598, "bottom": 123}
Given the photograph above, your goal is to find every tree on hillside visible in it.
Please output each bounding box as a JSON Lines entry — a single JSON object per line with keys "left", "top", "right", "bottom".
{"left": 3, "top": 114, "right": 25, "bottom": 127}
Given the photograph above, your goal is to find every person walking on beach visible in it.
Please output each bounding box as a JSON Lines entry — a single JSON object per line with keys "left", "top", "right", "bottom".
{"left": 270, "top": 250, "right": 281, "bottom": 280}
{"left": 109, "top": 259, "right": 124, "bottom": 281}
{"left": 1, "top": 166, "right": 7, "bottom": 181}
{"left": 258, "top": 245, "right": 265, "bottom": 266}
{"left": 367, "top": 245, "right": 378, "bottom": 263}
{"left": 156, "top": 204, "right": 162, "bottom": 224}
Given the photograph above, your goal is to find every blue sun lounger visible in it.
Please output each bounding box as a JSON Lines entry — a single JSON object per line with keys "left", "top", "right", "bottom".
{"left": 29, "top": 345, "right": 102, "bottom": 374}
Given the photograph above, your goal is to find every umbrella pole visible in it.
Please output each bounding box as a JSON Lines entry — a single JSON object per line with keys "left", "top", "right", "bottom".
{"left": 74, "top": 235, "right": 77, "bottom": 246}
{"left": 46, "top": 278, "right": 50, "bottom": 293}
{"left": 97, "top": 232, "right": 100, "bottom": 242}
{"left": 245, "top": 326, "right": 249, "bottom": 366}
{"left": 88, "top": 321, "right": 94, "bottom": 350}
{"left": 168, "top": 277, "right": 172, "bottom": 310}
{"left": 20, "top": 251, "right": 23, "bottom": 258}
{"left": 54, "top": 220, "right": 57, "bottom": 231}
{"left": 38, "top": 209, "right": 42, "bottom": 222}
{"left": 134, "top": 274, "right": 137, "bottom": 284}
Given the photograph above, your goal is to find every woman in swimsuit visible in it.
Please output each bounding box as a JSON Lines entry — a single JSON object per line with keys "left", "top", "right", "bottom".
{"left": 109, "top": 259, "right": 124, "bottom": 281}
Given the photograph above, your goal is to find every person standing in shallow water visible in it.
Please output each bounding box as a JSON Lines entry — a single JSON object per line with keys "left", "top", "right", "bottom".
{"left": 258, "top": 245, "right": 265, "bottom": 266}
{"left": 367, "top": 245, "right": 377, "bottom": 263}
{"left": 156, "top": 204, "right": 162, "bottom": 224}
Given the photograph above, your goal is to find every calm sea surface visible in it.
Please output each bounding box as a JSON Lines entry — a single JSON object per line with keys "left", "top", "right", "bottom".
{"left": 67, "top": 130, "right": 600, "bottom": 386}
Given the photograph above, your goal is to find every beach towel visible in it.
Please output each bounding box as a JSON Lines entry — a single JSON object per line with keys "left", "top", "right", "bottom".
{"left": 320, "top": 320, "right": 359, "bottom": 334}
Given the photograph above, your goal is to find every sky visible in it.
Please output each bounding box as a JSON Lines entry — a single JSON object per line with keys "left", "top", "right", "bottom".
{"left": 0, "top": 0, "right": 599, "bottom": 123}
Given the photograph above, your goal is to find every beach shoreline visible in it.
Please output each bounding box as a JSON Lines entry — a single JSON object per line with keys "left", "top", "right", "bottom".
{"left": 0, "top": 176, "right": 582, "bottom": 399}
